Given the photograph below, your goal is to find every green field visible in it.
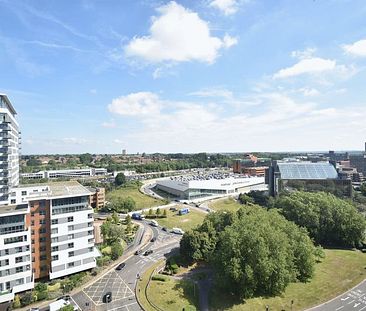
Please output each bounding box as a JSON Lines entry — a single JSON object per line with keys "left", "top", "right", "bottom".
{"left": 210, "top": 249, "right": 366, "bottom": 311}
{"left": 155, "top": 207, "right": 206, "bottom": 232}
{"left": 137, "top": 261, "right": 199, "bottom": 311}
{"left": 106, "top": 184, "right": 166, "bottom": 210}
{"left": 209, "top": 197, "right": 242, "bottom": 212}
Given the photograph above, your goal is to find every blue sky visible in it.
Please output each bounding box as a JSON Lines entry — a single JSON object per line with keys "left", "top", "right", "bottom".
{"left": 0, "top": 0, "right": 366, "bottom": 154}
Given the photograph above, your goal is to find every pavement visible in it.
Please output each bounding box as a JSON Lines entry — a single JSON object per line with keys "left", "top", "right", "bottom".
{"left": 308, "top": 280, "right": 366, "bottom": 311}
{"left": 72, "top": 222, "right": 181, "bottom": 311}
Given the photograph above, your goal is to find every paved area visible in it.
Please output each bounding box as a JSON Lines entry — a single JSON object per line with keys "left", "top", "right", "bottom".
{"left": 308, "top": 280, "right": 366, "bottom": 311}
{"left": 83, "top": 271, "right": 134, "bottom": 306}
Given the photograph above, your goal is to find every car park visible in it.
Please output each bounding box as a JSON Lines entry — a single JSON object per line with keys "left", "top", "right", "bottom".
{"left": 103, "top": 292, "right": 112, "bottom": 303}
{"left": 115, "top": 262, "right": 126, "bottom": 270}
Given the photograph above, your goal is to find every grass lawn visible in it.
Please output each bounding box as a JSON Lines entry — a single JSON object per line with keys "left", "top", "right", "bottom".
{"left": 106, "top": 183, "right": 166, "bottom": 210}
{"left": 154, "top": 207, "right": 206, "bottom": 232}
{"left": 210, "top": 249, "right": 366, "bottom": 311}
{"left": 137, "top": 260, "right": 199, "bottom": 311}
{"left": 209, "top": 197, "right": 242, "bottom": 212}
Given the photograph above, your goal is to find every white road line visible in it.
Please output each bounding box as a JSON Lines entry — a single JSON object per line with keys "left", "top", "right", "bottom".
{"left": 108, "top": 301, "right": 138, "bottom": 311}
{"left": 359, "top": 306, "right": 366, "bottom": 311}
{"left": 335, "top": 306, "right": 344, "bottom": 310}
{"left": 348, "top": 300, "right": 355, "bottom": 304}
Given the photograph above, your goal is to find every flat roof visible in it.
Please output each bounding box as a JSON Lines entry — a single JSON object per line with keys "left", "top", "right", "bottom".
{"left": 0, "top": 203, "right": 28, "bottom": 215}
{"left": 277, "top": 162, "right": 338, "bottom": 180}
{"left": 18, "top": 181, "right": 92, "bottom": 198}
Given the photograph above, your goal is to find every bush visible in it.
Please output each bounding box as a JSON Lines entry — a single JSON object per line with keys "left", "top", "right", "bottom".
{"left": 36, "top": 290, "right": 48, "bottom": 301}
{"left": 13, "top": 295, "right": 21, "bottom": 309}
{"left": 20, "top": 292, "right": 34, "bottom": 307}
{"left": 111, "top": 241, "right": 124, "bottom": 260}
{"left": 35, "top": 282, "right": 47, "bottom": 292}
{"left": 152, "top": 274, "right": 167, "bottom": 282}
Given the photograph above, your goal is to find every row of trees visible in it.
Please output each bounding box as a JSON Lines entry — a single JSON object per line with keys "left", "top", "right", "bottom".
{"left": 100, "top": 215, "right": 124, "bottom": 260}
{"left": 180, "top": 206, "right": 318, "bottom": 298}
{"left": 239, "top": 190, "right": 366, "bottom": 248}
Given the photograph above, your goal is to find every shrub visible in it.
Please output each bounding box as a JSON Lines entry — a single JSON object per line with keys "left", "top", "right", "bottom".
{"left": 36, "top": 290, "right": 48, "bottom": 301}
{"left": 152, "top": 274, "right": 167, "bottom": 282}
{"left": 35, "top": 282, "right": 47, "bottom": 292}
{"left": 20, "top": 292, "right": 34, "bottom": 307}
{"left": 13, "top": 295, "right": 21, "bottom": 309}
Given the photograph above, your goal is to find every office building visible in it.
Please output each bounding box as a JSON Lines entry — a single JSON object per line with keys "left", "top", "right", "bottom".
{"left": 233, "top": 154, "right": 271, "bottom": 174}
{"left": 266, "top": 161, "right": 352, "bottom": 197}
{"left": 21, "top": 168, "right": 108, "bottom": 180}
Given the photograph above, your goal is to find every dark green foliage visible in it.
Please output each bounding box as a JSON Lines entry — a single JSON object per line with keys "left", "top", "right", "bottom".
{"left": 360, "top": 183, "right": 366, "bottom": 196}
{"left": 152, "top": 275, "right": 168, "bottom": 282}
{"left": 275, "top": 191, "right": 366, "bottom": 247}
{"left": 59, "top": 305, "right": 75, "bottom": 311}
{"left": 101, "top": 220, "right": 125, "bottom": 245}
{"left": 20, "top": 292, "right": 34, "bottom": 306}
{"left": 238, "top": 193, "right": 254, "bottom": 205}
{"left": 36, "top": 291, "right": 48, "bottom": 301}
{"left": 79, "top": 153, "right": 93, "bottom": 165}
{"left": 107, "top": 196, "right": 136, "bottom": 213}
{"left": 110, "top": 241, "right": 124, "bottom": 260}
{"left": 246, "top": 190, "right": 274, "bottom": 207}
{"left": 115, "top": 173, "right": 127, "bottom": 186}
{"left": 35, "top": 282, "right": 47, "bottom": 292}
{"left": 180, "top": 206, "right": 315, "bottom": 299}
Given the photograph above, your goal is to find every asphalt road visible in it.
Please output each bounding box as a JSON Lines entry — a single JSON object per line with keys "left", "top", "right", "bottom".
{"left": 308, "top": 280, "right": 366, "bottom": 311}
{"left": 72, "top": 222, "right": 181, "bottom": 311}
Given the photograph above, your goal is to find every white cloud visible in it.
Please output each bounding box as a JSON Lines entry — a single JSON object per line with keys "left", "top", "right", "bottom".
{"left": 189, "top": 87, "right": 233, "bottom": 99}
{"left": 273, "top": 57, "right": 336, "bottom": 79}
{"left": 299, "top": 87, "right": 320, "bottom": 97}
{"left": 101, "top": 120, "right": 116, "bottom": 128}
{"left": 108, "top": 92, "right": 163, "bottom": 116}
{"left": 124, "top": 1, "right": 237, "bottom": 64}
{"left": 61, "top": 137, "right": 89, "bottom": 145}
{"left": 291, "top": 48, "right": 317, "bottom": 60}
{"left": 113, "top": 139, "right": 124, "bottom": 144}
{"left": 210, "top": 0, "right": 239, "bottom": 15}
{"left": 343, "top": 39, "right": 366, "bottom": 57}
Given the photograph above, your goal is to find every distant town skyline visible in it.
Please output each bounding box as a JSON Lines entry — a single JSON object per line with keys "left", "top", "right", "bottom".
{"left": 0, "top": 0, "right": 365, "bottom": 154}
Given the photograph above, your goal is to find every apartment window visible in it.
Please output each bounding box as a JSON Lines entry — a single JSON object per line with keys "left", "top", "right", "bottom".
{"left": 39, "top": 210, "right": 46, "bottom": 216}
{"left": 51, "top": 255, "right": 59, "bottom": 261}
{"left": 31, "top": 220, "right": 35, "bottom": 226}
{"left": 31, "top": 239, "right": 35, "bottom": 245}
{"left": 68, "top": 243, "right": 74, "bottom": 248}
{"left": 5, "top": 269, "right": 10, "bottom": 276}
{"left": 5, "top": 236, "right": 24, "bottom": 244}
{"left": 88, "top": 247, "right": 93, "bottom": 252}
{"left": 40, "top": 246, "right": 46, "bottom": 252}
{"left": 32, "top": 257, "right": 35, "bottom": 262}
{"left": 88, "top": 230, "right": 93, "bottom": 236}
{"left": 26, "top": 265, "right": 30, "bottom": 271}
{"left": 15, "top": 247, "right": 22, "bottom": 253}
{"left": 15, "top": 257, "right": 23, "bottom": 263}
{"left": 15, "top": 278, "right": 24, "bottom": 285}
{"left": 88, "top": 238, "right": 94, "bottom": 244}
{"left": 31, "top": 230, "right": 35, "bottom": 235}
{"left": 39, "top": 219, "right": 46, "bottom": 225}
{"left": 10, "top": 199, "right": 16, "bottom": 204}
{"left": 39, "top": 201, "right": 45, "bottom": 208}
{"left": 68, "top": 225, "right": 74, "bottom": 231}
{"left": 39, "top": 228, "right": 46, "bottom": 234}
{"left": 40, "top": 265, "right": 47, "bottom": 272}
{"left": 0, "top": 259, "right": 9, "bottom": 267}
{"left": 39, "top": 237, "right": 46, "bottom": 243}
{"left": 21, "top": 191, "right": 26, "bottom": 196}
{"left": 51, "top": 219, "right": 58, "bottom": 225}
{"left": 5, "top": 282, "right": 10, "bottom": 290}
{"left": 67, "top": 262, "right": 75, "bottom": 268}
{"left": 40, "top": 255, "right": 47, "bottom": 261}
{"left": 52, "top": 246, "right": 59, "bottom": 252}
{"left": 68, "top": 234, "right": 74, "bottom": 240}
{"left": 31, "top": 212, "right": 35, "bottom": 217}
{"left": 51, "top": 237, "right": 58, "bottom": 243}
{"left": 88, "top": 222, "right": 93, "bottom": 227}
{"left": 4, "top": 249, "right": 9, "bottom": 255}
{"left": 16, "top": 266, "right": 23, "bottom": 273}
{"left": 88, "top": 213, "right": 93, "bottom": 219}
{"left": 26, "top": 245, "right": 29, "bottom": 251}
{"left": 67, "top": 216, "right": 74, "bottom": 222}
{"left": 51, "top": 228, "right": 58, "bottom": 234}
{"left": 68, "top": 251, "right": 74, "bottom": 257}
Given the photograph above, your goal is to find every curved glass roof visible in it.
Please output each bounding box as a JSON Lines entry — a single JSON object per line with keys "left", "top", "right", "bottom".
{"left": 277, "top": 162, "right": 338, "bottom": 180}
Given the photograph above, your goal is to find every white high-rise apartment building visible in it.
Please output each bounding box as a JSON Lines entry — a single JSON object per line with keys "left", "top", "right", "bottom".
{"left": 0, "top": 94, "right": 20, "bottom": 205}
{"left": 0, "top": 94, "right": 98, "bottom": 307}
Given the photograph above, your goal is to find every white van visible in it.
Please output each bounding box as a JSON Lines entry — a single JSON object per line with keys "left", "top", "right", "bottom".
{"left": 149, "top": 220, "right": 158, "bottom": 227}
{"left": 172, "top": 227, "right": 185, "bottom": 235}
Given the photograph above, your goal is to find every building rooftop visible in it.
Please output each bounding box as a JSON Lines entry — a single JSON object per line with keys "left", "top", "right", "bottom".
{"left": 0, "top": 203, "right": 28, "bottom": 215}
{"left": 18, "top": 181, "right": 92, "bottom": 198}
{"left": 277, "top": 162, "right": 338, "bottom": 180}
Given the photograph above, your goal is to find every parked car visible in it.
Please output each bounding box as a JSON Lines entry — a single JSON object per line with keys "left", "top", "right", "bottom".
{"left": 150, "top": 237, "right": 156, "bottom": 242}
{"left": 162, "top": 227, "right": 167, "bottom": 232}
{"left": 115, "top": 262, "right": 126, "bottom": 270}
{"left": 144, "top": 250, "right": 153, "bottom": 256}
{"left": 103, "top": 292, "right": 112, "bottom": 303}
{"left": 135, "top": 249, "right": 142, "bottom": 255}
{"left": 172, "top": 227, "right": 185, "bottom": 235}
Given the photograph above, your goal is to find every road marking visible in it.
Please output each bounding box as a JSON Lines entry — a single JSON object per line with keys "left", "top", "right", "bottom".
{"left": 341, "top": 297, "right": 350, "bottom": 301}
{"left": 359, "top": 306, "right": 366, "bottom": 311}
{"left": 348, "top": 300, "right": 355, "bottom": 305}
{"left": 354, "top": 303, "right": 361, "bottom": 307}
{"left": 336, "top": 306, "right": 344, "bottom": 310}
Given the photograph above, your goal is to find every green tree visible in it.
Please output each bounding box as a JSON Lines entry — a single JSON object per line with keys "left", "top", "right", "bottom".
{"left": 156, "top": 208, "right": 161, "bottom": 216}
{"left": 275, "top": 191, "right": 366, "bottom": 247}
{"left": 79, "top": 153, "right": 93, "bottom": 165}
{"left": 59, "top": 305, "right": 75, "bottom": 311}
{"left": 148, "top": 209, "right": 153, "bottom": 216}
{"left": 13, "top": 294, "right": 21, "bottom": 308}
{"left": 360, "top": 183, "right": 366, "bottom": 196}
{"left": 101, "top": 221, "right": 125, "bottom": 245}
{"left": 110, "top": 241, "right": 124, "bottom": 260}
{"left": 238, "top": 193, "right": 255, "bottom": 205}
{"left": 115, "top": 173, "right": 127, "bottom": 186}
{"left": 125, "top": 214, "right": 132, "bottom": 225}
{"left": 111, "top": 212, "right": 120, "bottom": 224}
{"left": 163, "top": 209, "right": 167, "bottom": 218}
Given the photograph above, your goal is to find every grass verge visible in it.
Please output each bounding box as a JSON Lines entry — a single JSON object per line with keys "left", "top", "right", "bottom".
{"left": 106, "top": 183, "right": 166, "bottom": 210}
{"left": 209, "top": 197, "right": 242, "bottom": 212}
{"left": 154, "top": 207, "right": 206, "bottom": 232}
{"left": 210, "top": 249, "right": 366, "bottom": 311}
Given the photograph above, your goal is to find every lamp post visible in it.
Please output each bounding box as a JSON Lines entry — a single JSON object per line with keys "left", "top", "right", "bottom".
{"left": 291, "top": 300, "right": 294, "bottom": 311}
